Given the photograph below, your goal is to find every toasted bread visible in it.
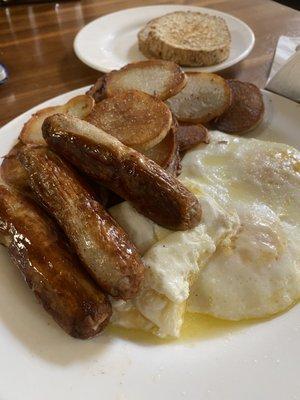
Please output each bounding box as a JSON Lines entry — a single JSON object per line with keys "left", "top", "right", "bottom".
{"left": 166, "top": 72, "right": 231, "bottom": 124}
{"left": 138, "top": 11, "right": 231, "bottom": 67}
{"left": 176, "top": 123, "right": 210, "bottom": 152}
{"left": 20, "top": 95, "right": 94, "bottom": 145}
{"left": 105, "top": 60, "right": 187, "bottom": 100}
{"left": 213, "top": 80, "right": 264, "bottom": 134}
{"left": 86, "top": 90, "right": 172, "bottom": 151}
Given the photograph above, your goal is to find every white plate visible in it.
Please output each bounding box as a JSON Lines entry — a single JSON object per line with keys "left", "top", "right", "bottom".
{"left": 0, "top": 88, "right": 299, "bottom": 400}
{"left": 74, "top": 5, "right": 255, "bottom": 73}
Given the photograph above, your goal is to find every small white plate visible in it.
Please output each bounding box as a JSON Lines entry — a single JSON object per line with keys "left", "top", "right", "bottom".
{"left": 0, "top": 88, "right": 299, "bottom": 400}
{"left": 74, "top": 5, "right": 255, "bottom": 73}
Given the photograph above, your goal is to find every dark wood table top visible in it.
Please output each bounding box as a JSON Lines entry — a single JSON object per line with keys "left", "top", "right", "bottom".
{"left": 1, "top": 0, "right": 300, "bottom": 127}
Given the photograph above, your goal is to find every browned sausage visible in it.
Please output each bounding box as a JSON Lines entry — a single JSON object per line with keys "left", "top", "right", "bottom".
{"left": 42, "top": 114, "right": 202, "bottom": 231}
{"left": 0, "top": 184, "right": 111, "bottom": 339}
{"left": 0, "top": 142, "right": 30, "bottom": 194}
{"left": 18, "top": 147, "right": 145, "bottom": 300}
{"left": 1, "top": 141, "right": 110, "bottom": 207}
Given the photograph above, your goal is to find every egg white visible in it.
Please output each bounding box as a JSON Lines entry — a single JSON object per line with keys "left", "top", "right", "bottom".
{"left": 183, "top": 132, "right": 300, "bottom": 320}
{"left": 110, "top": 188, "right": 239, "bottom": 337}
{"left": 110, "top": 131, "right": 300, "bottom": 335}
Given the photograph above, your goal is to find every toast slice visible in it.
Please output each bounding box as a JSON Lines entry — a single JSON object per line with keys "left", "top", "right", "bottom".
{"left": 138, "top": 11, "right": 231, "bottom": 67}
{"left": 213, "top": 80, "right": 264, "bottom": 134}
{"left": 166, "top": 72, "right": 231, "bottom": 124}
{"left": 105, "top": 60, "right": 187, "bottom": 100}
{"left": 85, "top": 90, "right": 172, "bottom": 151}
{"left": 20, "top": 95, "right": 94, "bottom": 145}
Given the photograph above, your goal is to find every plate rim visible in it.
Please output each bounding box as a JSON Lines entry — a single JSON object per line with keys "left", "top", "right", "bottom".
{"left": 0, "top": 86, "right": 299, "bottom": 400}
{"left": 73, "top": 4, "right": 255, "bottom": 73}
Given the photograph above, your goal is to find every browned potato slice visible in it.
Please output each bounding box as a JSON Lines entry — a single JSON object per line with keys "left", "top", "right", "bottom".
{"left": 176, "top": 123, "right": 210, "bottom": 152}
{"left": 86, "top": 90, "right": 172, "bottom": 151}
{"left": 86, "top": 75, "right": 107, "bottom": 102}
{"left": 143, "top": 129, "right": 179, "bottom": 175}
{"left": 105, "top": 60, "right": 187, "bottom": 100}
{"left": 166, "top": 72, "right": 231, "bottom": 123}
{"left": 20, "top": 95, "right": 95, "bottom": 145}
{"left": 213, "top": 80, "right": 264, "bottom": 134}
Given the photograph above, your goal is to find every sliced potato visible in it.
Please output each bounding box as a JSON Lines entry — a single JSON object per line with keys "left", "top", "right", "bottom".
{"left": 86, "top": 75, "right": 107, "bottom": 102}
{"left": 166, "top": 72, "right": 231, "bottom": 123}
{"left": 176, "top": 123, "right": 210, "bottom": 152}
{"left": 144, "top": 128, "right": 180, "bottom": 175}
{"left": 20, "top": 95, "right": 95, "bottom": 145}
{"left": 86, "top": 90, "right": 172, "bottom": 151}
{"left": 105, "top": 60, "right": 187, "bottom": 100}
{"left": 213, "top": 80, "right": 264, "bottom": 134}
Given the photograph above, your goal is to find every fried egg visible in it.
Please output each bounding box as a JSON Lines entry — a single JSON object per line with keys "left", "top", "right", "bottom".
{"left": 182, "top": 132, "right": 300, "bottom": 320}
{"left": 110, "top": 189, "right": 239, "bottom": 337}
{"left": 110, "top": 131, "right": 300, "bottom": 336}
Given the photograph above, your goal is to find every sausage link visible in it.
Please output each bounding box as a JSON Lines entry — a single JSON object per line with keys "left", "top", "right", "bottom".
{"left": 19, "top": 147, "right": 145, "bottom": 300}
{"left": 0, "top": 185, "right": 111, "bottom": 339}
{"left": 42, "top": 114, "right": 202, "bottom": 230}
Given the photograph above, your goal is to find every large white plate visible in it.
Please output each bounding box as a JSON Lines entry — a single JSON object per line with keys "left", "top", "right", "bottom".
{"left": 0, "top": 88, "right": 299, "bottom": 400}
{"left": 74, "top": 5, "right": 255, "bottom": 73}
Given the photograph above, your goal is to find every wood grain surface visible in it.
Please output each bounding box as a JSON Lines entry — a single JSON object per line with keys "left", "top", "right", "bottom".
{"left": 0, "top": 0, "right": 300, "bottom": 127}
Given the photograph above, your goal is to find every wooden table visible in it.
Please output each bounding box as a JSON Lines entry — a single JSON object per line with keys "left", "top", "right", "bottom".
{"left": 0, "top": 0, "right": 299, "bottom": 127}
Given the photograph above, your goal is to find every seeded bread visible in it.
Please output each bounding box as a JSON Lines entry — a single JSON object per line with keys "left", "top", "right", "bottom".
{"left": 138, "top": 11, "right": 231, "bottom": 67}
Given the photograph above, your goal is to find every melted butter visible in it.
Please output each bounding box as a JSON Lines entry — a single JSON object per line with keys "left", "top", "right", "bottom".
{"left": 107, "top": 303, "right": 299, "bottom": 344}
{"left": 106, "top": 313, "right": 256, "bottom": 345}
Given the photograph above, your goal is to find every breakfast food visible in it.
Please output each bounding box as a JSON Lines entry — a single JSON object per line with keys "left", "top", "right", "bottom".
{"left": 42, "top": 114, "right": 202, "bottom": 231}
{"left": 2, "top": 59, "right": 298, "bottom": 341}
{"left": 110, "top": 190, "right": 240, "bottom": 337}
{"left": 176, "top": 123, "right": 210, "bottom": 152}
{"left": 182, "top": 132, "right": 300, "bottom": 320}
{"left": 144, "top": 129, "right": 180, "bottom": 175}
{"left": 1, "top": 142, "right": 29, "bottom": 194}
{"left": 138, "top": 11, "right": 231, "bottom": 67}
{"left": 20, "top": 95, "right": 94, "bottom": 145}
{"left": 87, "top": 75, "right": 107, "bottom": 102}
{"left": 85, "top": 90, "right": 173, "bottom": 151}
{"left": 0, "top": 184, "right": 111, "bottom": 339}
{"left": 213, "top": 79, "right": 265, "bottom": 134}
{"left": 109, "top": 132, "right": 300, "bottom": 336}
{"left": 166, "top": 73, "right": 231, "bottom": 123}
{"left": 104, "top": 60, "right": 187, "bottom": 100}
{"left": 19, "top": 146, "right": 145, "bottom": 300}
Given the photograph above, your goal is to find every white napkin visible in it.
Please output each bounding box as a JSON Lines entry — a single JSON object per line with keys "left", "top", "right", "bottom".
{"left": 265, "top": 36, "right": 300, "bottom": 102}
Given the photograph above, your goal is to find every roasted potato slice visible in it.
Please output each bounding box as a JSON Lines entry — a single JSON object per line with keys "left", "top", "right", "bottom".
{"left": 86, "top": 90, "right": 172, "bottom": 151}
{"left": 105, "top": 60, "right": 187, "bottom": 100}
{"left": 144, "top": 129, "right": 180, "bottom": 175}
{"left": 20, "top": 95, "right": 95, "bottom": 145}
{"left": 86, "top": 75, "right": 107, "bottom": 102}
{"left": 166, "top": 72, "right": 231, "bottom": 123}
